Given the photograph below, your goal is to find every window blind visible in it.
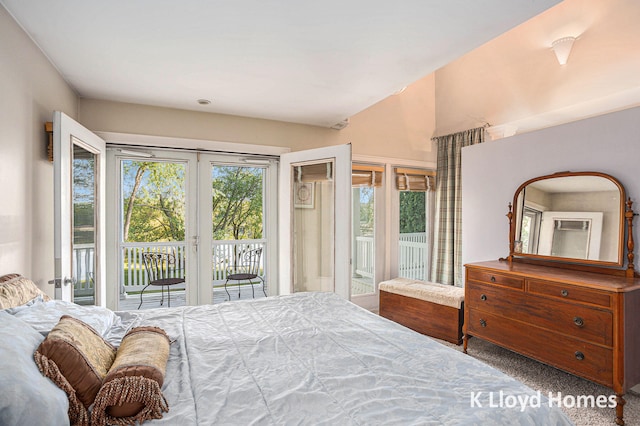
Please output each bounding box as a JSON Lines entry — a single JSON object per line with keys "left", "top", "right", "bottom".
{"left": 295, "top": 162, "right": 333, "bottom": 182}
{"left": 394, "top": 167, "right": 435, "bottom": 191}
{"left": 352, "top": 164, "right": 384, "bottom": 187}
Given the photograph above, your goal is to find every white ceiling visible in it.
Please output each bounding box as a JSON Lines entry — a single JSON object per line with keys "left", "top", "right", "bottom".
{"left": 2, "top": 0, "right": 561, "bottom": 127}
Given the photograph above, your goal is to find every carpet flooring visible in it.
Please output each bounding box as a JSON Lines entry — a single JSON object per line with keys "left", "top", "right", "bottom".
{"left": 440, "top": 337, "right": 639, "bottom": 425}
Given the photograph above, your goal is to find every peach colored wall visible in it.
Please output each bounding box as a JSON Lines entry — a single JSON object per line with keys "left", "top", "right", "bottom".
{"left": 433, "top": 0, "right": 640, "bottom": 137}
{"left": 78, "top": 73, "right": 436, "bottom": 163}
{"left": 0, "top": 6, "right": 78, "bottom": 294}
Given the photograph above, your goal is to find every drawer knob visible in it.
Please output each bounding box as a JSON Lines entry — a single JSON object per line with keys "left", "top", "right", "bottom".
{"left": 575, "top": 351, "right": 585, "bottom": 361}
{"left": 561, "top": 289, "right": 569, "bottom": 297}
{"left": 480, "top": 319, "right": 487, "bottom": 327}
{"left": 490, "top": 276, "right": 496, "bottom": 282}
{"left": 573, "top": 316, "right": 584, "bottom": 327}
{"left": 480, "top": 294, "right": 487, "bottom": 301}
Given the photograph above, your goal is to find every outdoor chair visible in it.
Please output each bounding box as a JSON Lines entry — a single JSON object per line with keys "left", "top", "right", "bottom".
{"left": 224, "top": 247, "right": 266, "bottom": 300}
{"left": 139, "top": 252, "right": 185, "bottom": 309}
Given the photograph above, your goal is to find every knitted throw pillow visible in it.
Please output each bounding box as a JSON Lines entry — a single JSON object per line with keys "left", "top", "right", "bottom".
{"left": 34, "top": 315, "right": 117, "bottom": 426}
{"left": 91, "top": 326, "right": 171, "bottom": 426}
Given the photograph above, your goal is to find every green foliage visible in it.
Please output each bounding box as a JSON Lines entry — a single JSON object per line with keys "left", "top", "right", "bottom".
{"left": 399, "top": 191, "right": 426, "bottom": 233}
{"left": 123, "top": 161, "right": 186, "bottom": 242}
{"left": 357, "top": 187, "right": 375, "bottom": 236}
{"left": 121, "top": 162, "right": 264, "bottom": 243}
{"left": 212, "top": 167, "right": 263, "bottom": 240}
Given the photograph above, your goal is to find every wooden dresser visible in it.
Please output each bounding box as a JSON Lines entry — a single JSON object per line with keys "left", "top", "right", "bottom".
{"left": 464, "top": 260, "right": 640, "bottom": 425}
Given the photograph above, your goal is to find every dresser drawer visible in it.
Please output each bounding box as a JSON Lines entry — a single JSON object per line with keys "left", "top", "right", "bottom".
{"left": 528, "top": 279, "right": 611, "bottom": 308}
{"left": 467, "top": 309, "right": 613, "bottom": 387}
{"left": 467, "top": 283, "right": 613, "bottom": 346}
{"left": 466, "top": 269, "right": 523, "bottom": 289}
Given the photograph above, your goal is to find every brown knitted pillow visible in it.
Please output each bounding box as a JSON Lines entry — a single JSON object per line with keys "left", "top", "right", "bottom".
{"left": 91, "top": 326, "right": 171, "bottom": 426}
{"left": 34, "top": 315, "right": 117, "bottom": 426}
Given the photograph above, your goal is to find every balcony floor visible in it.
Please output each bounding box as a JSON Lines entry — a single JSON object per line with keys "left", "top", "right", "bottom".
{"left": 118, "top": 283, "right": 267, "bottom": 311}
{"left": 118, "top": 278, "right": 377, "bottom": 311}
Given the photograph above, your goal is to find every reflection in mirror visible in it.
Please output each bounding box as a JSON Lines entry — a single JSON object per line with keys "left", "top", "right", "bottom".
{"left": 513, "top": 174, "right": 623, "bottom": 265}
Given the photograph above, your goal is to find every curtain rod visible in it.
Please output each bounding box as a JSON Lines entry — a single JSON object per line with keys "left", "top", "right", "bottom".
{"left": 431, "top": 124, "right": 489, "bottom": 141}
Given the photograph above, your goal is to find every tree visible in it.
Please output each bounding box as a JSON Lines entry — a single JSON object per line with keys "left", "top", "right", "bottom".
{"left": 122, "top": 161, "right": 186, "bottom": 242}
{"left": 121, "top": 162, "right": 263, "bottom": 243}
{"left": 399, "top": 191, "right": 426, "bottom": 234}
{"left": 211, "top": 167, "right": 263, "bottom": 240}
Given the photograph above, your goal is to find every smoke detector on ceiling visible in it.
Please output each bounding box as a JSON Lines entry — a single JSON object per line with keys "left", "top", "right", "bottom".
{"left": 330, "top": 118, "right": 350, "bottom": 130}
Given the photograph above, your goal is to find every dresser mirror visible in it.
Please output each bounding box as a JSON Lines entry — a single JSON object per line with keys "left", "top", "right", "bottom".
{"left": 509, "top": 171, "right": 626, "bottom": 267}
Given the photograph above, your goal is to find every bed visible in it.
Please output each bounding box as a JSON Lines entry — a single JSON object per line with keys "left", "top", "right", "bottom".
{"left": 0, "top": 275, "right": 574, "bottom": 425}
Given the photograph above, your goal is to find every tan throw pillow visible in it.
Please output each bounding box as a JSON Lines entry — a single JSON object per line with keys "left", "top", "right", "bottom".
{"left": 34, "top": 315, "right": 117, "bottom": 426}
{"left": 0, "top": 274, "right": 51, "bottom": 309}
{"left": 91, "top": 326, "right": 171, "bottom": 426}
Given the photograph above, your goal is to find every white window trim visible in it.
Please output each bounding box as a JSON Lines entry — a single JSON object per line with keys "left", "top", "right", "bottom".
{"left": 352, "top": 154, "right": 436, "bottom": 299}
{"left": 96, "top": 131, "right": 290, "bottom": 156}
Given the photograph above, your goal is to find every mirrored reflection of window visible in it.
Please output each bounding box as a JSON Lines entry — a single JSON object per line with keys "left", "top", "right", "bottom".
{"left": 551, "top": 219, "right": 592, "bottom": 258}
{"left": 73, "top": 145, "right": 96, "bottom": 305}
{"left": 520, "top": 207, "right": 542, "bottom": 254}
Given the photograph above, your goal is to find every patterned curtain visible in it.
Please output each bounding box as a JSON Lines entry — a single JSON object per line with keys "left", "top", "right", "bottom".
{"left": 430, "top": 127, "right": 485, "bottom": 286}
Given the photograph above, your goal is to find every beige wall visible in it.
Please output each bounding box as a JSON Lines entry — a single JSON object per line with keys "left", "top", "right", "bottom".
{"left": 0, "top": 6, "right": 78, "bottom": 293}
{"left": 433, "top": 0, "right": 640, "bottom": 136}
{"left": 78, "top": 73, "right": 436, "bottom": 162}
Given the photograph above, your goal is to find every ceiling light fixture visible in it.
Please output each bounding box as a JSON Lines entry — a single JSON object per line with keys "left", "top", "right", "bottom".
{"left": 551, "top": 37, "right": 576, "bottom": 65}
{"left": 197, "top": 98, "right": 211, "bottom": 105}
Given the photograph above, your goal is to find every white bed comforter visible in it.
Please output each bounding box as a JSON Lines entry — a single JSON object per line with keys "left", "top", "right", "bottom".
{"left": 106, "top": 292, "right": 573, "bottom": 425}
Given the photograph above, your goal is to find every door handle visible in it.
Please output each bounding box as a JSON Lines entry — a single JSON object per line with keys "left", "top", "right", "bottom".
{"left": 47, "top": 277, "right": 75, "bottom": 288}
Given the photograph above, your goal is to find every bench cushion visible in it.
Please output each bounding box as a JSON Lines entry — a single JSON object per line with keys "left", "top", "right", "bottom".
{"left": 379, "top": 278, "right": 464, "bottom": 309}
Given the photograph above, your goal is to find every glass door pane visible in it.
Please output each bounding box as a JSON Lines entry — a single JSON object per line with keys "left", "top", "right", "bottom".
{"left": 292, "top": 161, "right": 335, "bottom": 293}
{"left": 279, "top": 144, "right": 351, "bottom": 298}
{"left": 210, "top": 165, "right": 267, "bottom": 303}
{"left": 72, "top": 144, "right": 97, "bottom": 305}
{"left": 351, "top": 186, "right": 375, "bottom": 296}
{"left": 398, "top": 191, "right": 427, "bottom": 281}
{"left": 119, "top": 159, "right": 188, "bottom": 310}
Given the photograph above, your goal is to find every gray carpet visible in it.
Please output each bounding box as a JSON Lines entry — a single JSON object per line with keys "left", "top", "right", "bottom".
{"left": 439, "top": 337, "right": 639, "bottom": 425}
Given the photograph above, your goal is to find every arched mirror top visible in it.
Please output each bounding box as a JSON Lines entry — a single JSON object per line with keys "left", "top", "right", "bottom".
{"left": 509, "top": 171, "right": 627, "bottom": 268}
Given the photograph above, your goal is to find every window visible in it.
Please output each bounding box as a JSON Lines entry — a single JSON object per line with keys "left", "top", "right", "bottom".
{"left": 394, "top": 168, "right": 435, "bottom": 282}
{"left": 351, "top": 164, "right": 383, "bottom": 298}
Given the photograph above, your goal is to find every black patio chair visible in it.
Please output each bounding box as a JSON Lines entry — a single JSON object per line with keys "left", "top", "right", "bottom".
{"left": 139, "top": 252, "right": 185, "bottom": 309}
{"left": 224, "top": 247, "right": 266, "bottom": 300}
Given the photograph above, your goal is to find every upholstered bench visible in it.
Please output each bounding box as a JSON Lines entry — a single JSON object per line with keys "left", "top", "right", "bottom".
{"left": 379, "top": 278, "right": 464, "bottom": 345}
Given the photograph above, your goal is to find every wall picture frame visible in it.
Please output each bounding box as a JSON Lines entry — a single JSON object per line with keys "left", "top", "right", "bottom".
{"left": 294, "top": 182, "right": 314, "bottom": 209}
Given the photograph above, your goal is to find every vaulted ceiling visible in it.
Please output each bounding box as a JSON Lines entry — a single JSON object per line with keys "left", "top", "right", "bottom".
{"left": 1, "top": 0, "right": 560, "bottom": 127}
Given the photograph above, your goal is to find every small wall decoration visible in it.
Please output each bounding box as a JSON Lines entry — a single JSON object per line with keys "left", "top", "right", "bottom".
{"left": 294, "top": 182, "right": 314, "bottom": 209}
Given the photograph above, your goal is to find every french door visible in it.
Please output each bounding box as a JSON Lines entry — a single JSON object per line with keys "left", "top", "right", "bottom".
{"left": 197, "top": 154, "right": 278, "bottom": 305}
{"left": 53, "top": 112, "right": 106, "bottom": 305}
{"left": 57, "top": 128, "right": 351, "bottom": 308}
{"left": 108, "top": 149, "right": 279, "bottom": 309}
{"left": 109, "top": 149, "right": 198, "bottom": 309}
{"left": 279, "top": 144, "right": 352, "bottom": 299}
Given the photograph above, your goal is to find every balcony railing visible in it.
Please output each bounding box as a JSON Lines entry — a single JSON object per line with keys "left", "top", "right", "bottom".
{"left": 74, "top": 233, "right": 425, "bottom": 298}
{"left": 354, "top": 232, "right": 428, "bottom": 282}
{"left": 397, "top": 232, "right": 428, "bottom": 280}
{"left": 119, "top": 239, "right": 266, "bottom": 295}
{"left": 73, "top": 243, "right": 95, "bottom": 297}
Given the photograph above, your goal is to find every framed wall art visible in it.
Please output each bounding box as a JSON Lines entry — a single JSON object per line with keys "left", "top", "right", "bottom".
{"left": 294, "top": 182, "right": 314, "bottom": 209}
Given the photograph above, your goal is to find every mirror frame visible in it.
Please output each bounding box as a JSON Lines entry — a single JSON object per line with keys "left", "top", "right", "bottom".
{"left": 508, "top": 171, "right": 626, "bottom": 268}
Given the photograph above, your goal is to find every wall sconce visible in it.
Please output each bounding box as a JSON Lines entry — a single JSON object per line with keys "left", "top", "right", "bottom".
{"left": 551, "top": 37, "right": 576, "bottom": 65}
